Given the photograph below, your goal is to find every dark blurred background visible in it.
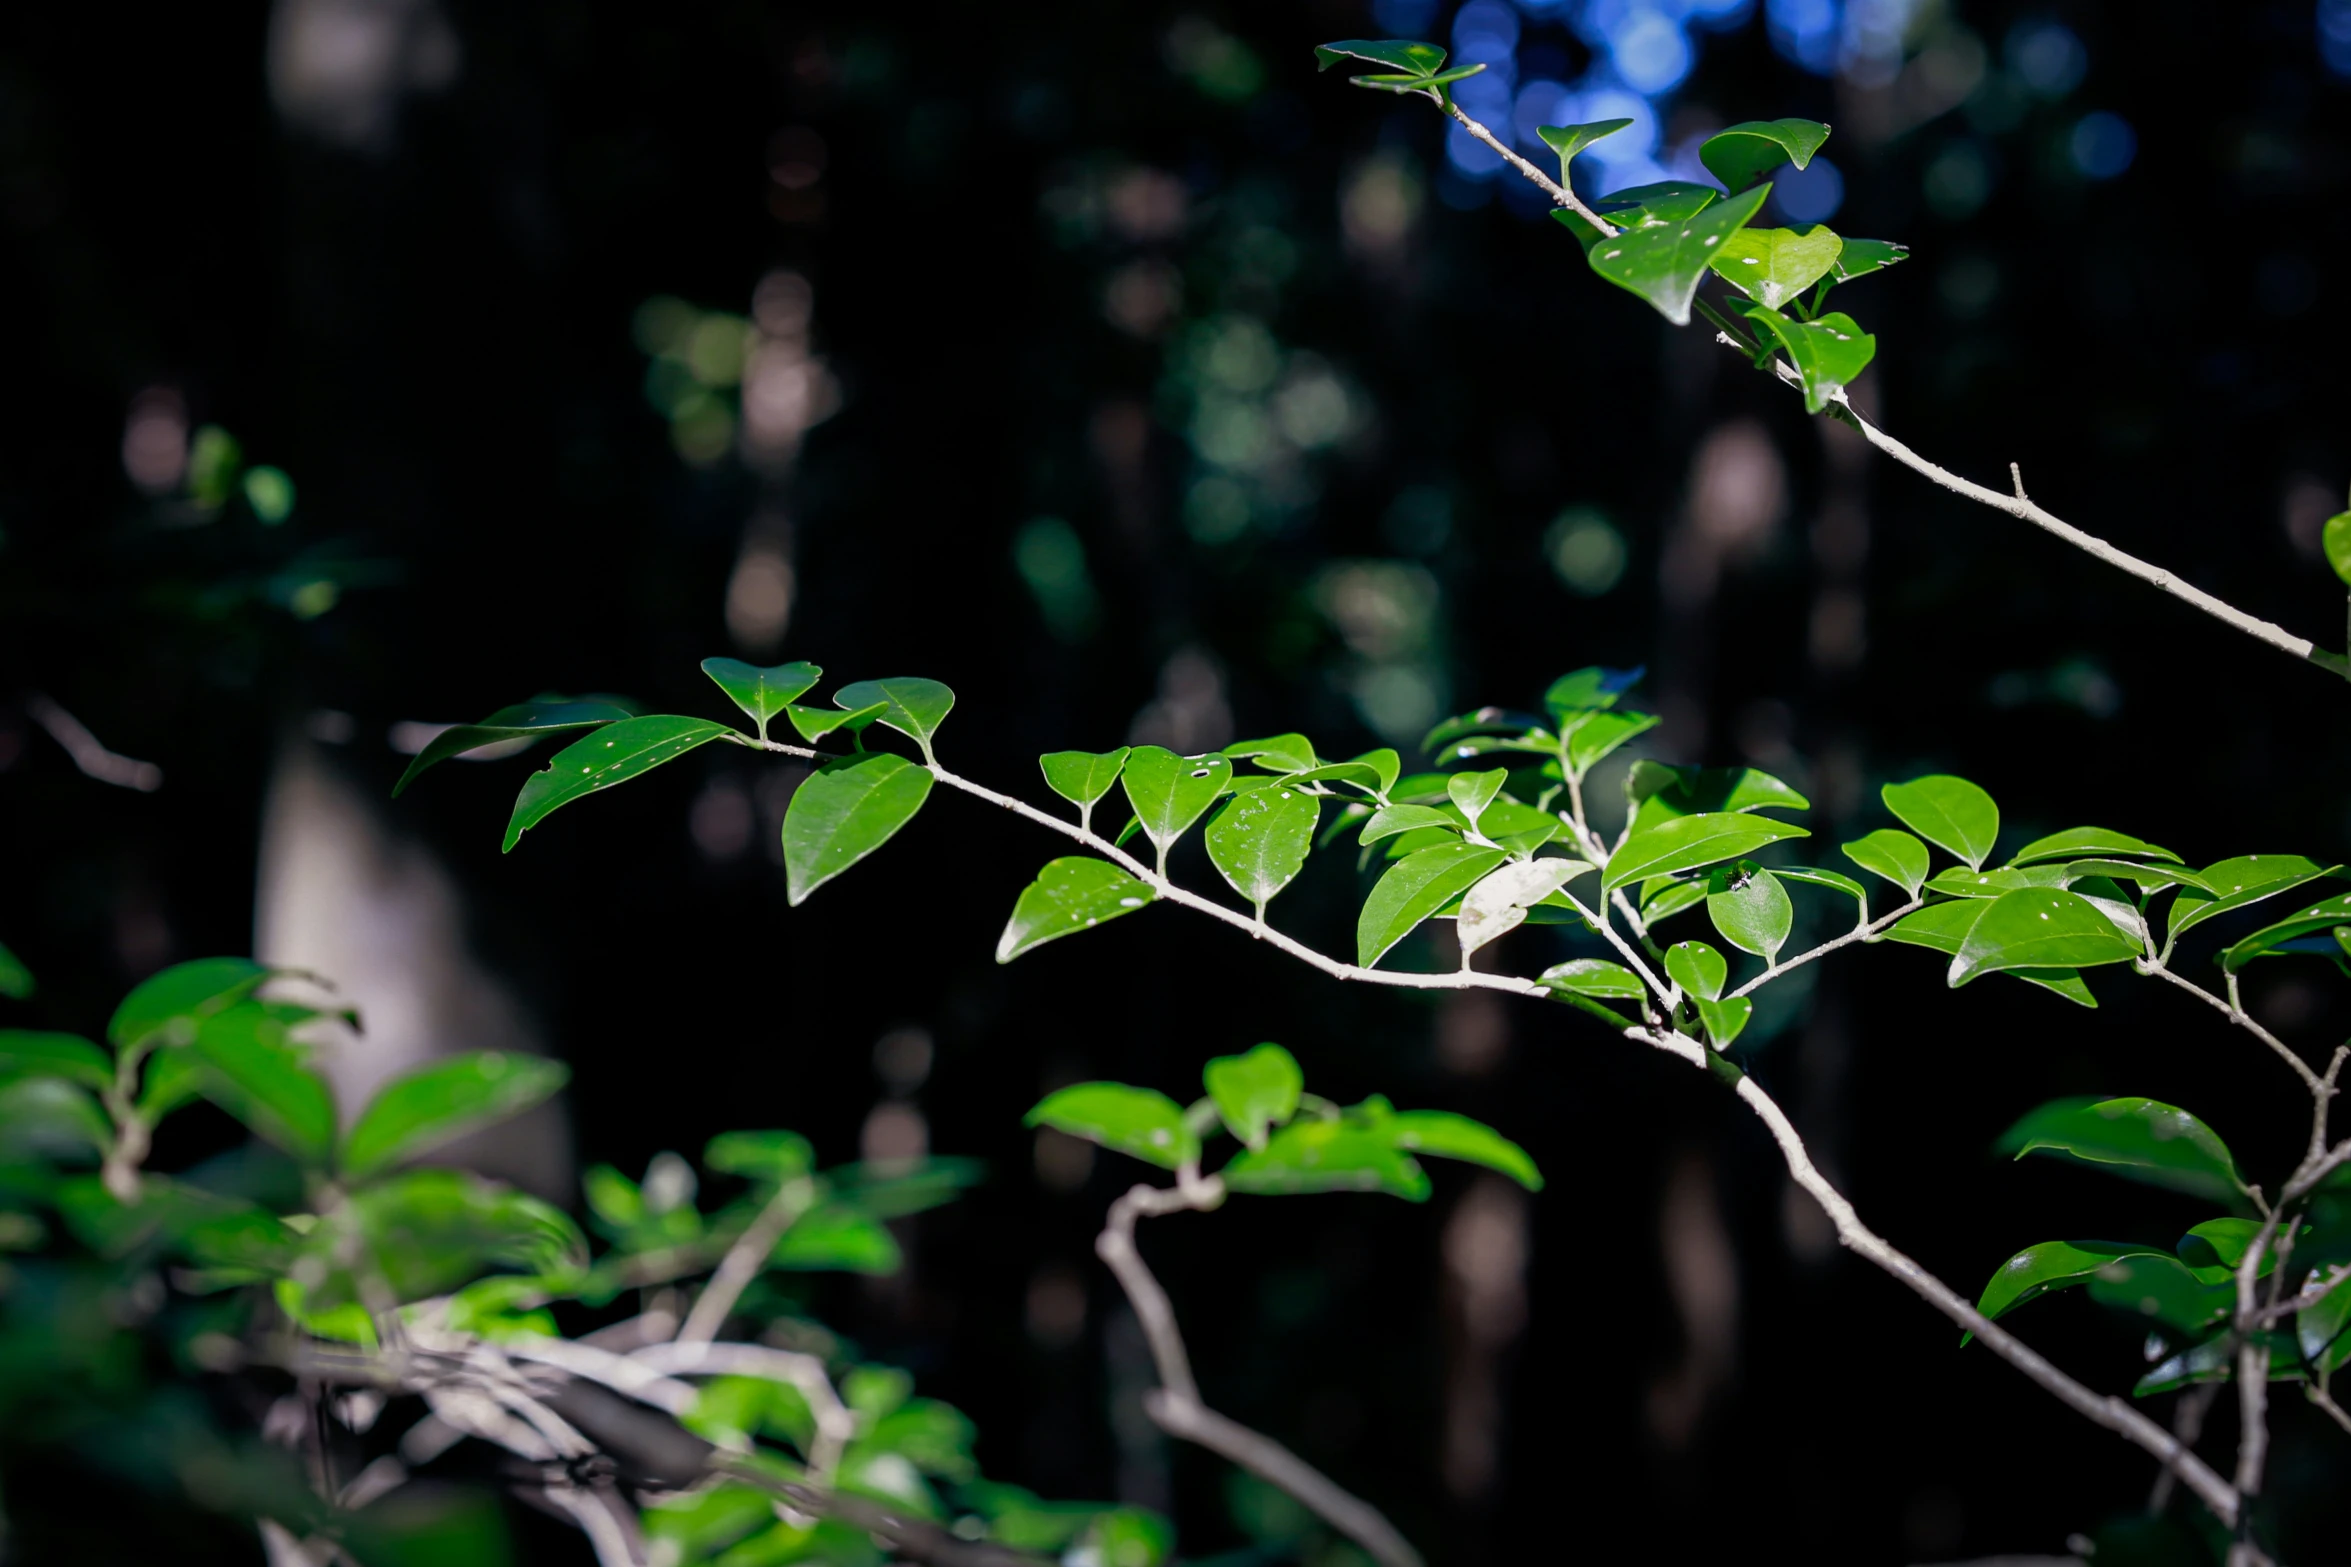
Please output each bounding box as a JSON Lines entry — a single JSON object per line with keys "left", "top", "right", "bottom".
{"left": 3, "top": 0, "right": 2350, "bottom": 1560}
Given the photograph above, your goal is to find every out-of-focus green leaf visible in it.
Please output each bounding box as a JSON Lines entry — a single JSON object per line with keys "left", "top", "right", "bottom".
{"left": 772, "top": 1205, "right": 901, "bottom": 1274}
{"left": 1881, "top": 775, "right": 1999, "bottom": 870}
{"left": 1587, "top": 183, "right": 1772, "bottom": 326}
{"left": 833, "top": 678, "right": 956, "bottom": 757}
{"left": 503, "top": 716, "right": 734, "bottom": 852}
{"left": 2174, "top": 1217, "right": 2279, "bottom": 1282}
{"left": 0, "top": 1031, "right": 113, "bottom": 1092}
{"left": 1699, "top": 117, "right": 1831, "bottom": 192}
{"left": 391, "top": 699, "right": 632, "bottom": 797}
{"left": 2136, "top": 1332, "right": 2301, "bottom": 1397}
{"left": 1735, "top": 302, "right": 1876, "bottom": 414}
{"left": 1221, "top": 1114, "right": 1427, "bottom": 1201}
{"left": 1604, "top": 811, "right": 1808, "bottom": 892}
{"left": 292, "top": 1168, "right": 587, "bottom": 1312}
{"left": 341, "top": 1052, "right": 569, "bottom": 1179}
{"left": 2007, "top": 826, "right": 2179, "bottom": 867}
{"left": 1842, "top": 829, "right": 1931, "bottom": 897}
{"left": 1708, "top": 225, "right": 1843, "bottom": 310}
{"left": 1122, "top": 746, "right": 1233, "bottom": 867}
{"left": 703, "top": 1130, "right": 815, "bottom": 1184}
{"left": 1203, "top": 1043, "right": 1303, "bottom": 1152}
{"left": 2085, "top": 1254, "right": 2234, "bottom": 1337}
{"left": 782, "top": 752, "right": 934, "bottom": 905}
{"left": 108, "top": 957, "right": 273, "bottom": 1050}
{"left": 2299, "top": 1263, "right": 2351, "bottom": 1369}
{"left": 1205, "top": 782, "right": 1319, "bottom": 913}
{"left": 996, "top": 858, "right": 1154, "bottom": 962}
{"left": 1996, "top": 1097, "right": 2247, "bottom": 1206}
{"left": 1664, "top": 940, "right": 1727, "bottom": 1002}
{"left": 700, "top": 659, "right": 821, "bottom": 741}
{"left": 187, "top": 1002, "right": 337, "bottom": 1165}
{"left": 0, "top": 942, "right": 33, "bottom": 1000}
{"left": 1358, "top": 843, "right": 1510, "bottom": 967}
{"left": 2166, "top": 856, "right": 2336, "bottom": 946}
{"left": 1707, "top": 865, "right": 1793, "bottom": 961}
{"left": 1389, "top": 1110, "right": 1542, "bottom": 1189}
{"left": 1951, "top": 888, "right": 2142, "bottom": 984}
{"left": 1025, "top": 1083, "right": 1198, "bottom": 1170}
{"left": 2221, "top": 890, "right": 2351, "bottom": 972}
{"left": 1040, "top": 749, "right": 1131, "bottom": 823}
{"left": 0, "top": 1077, "right": 111, "bottom": 1161}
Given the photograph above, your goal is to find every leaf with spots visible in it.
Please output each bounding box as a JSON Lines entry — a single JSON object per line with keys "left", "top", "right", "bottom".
{"left": 1025, "top": 1083, "right": 1197, "bottom": 1171}
{"left": 1949, "top": 888, "right": 2142, "bottom": 985}
{"left": 1734, "top": 302, "right": 1876, "bottom": 414}
{"left": 1586, "top": 183, "right": 1772, "bottom": 326}
{"left": 1121, "top": 747, "right": 1234, "bottom": 871}
{"left": 1204, "top": 782, "right": 1319, "bottom": 915}
{"left": 1707, "top": 225, "right": 1844, "bottom": 311}
{"left": 996, "top": 858, "right": 1155, "bottom": 963}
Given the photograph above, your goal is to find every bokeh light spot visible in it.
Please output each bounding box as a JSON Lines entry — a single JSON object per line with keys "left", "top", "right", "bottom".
{"left": 2069, "top": 112, "right": 2136, "bottom": 179}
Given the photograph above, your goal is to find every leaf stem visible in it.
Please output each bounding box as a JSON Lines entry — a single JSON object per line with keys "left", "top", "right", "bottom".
{"left": 1442, "top": 104, "right": 1615, "bottom": 237}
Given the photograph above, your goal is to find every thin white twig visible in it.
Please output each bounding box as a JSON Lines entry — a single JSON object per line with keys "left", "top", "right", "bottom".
{"left": 26, "top": 693, "right": 164, "bottom": 790}
{"left": 631, "top": 1340, "right": 856, "bottom": 1480}
{"left": 2140, "top": 962, "right": 2327, "bottom": 1096}
{"left": 1444, "top": 105, "right": 1616, "bottom": 235}
{"left": 1728, "top": 897, "right": 1922, "bottom": 1001}
{"left": 676, "top": 1178, "right": 813, "bottom": 1345}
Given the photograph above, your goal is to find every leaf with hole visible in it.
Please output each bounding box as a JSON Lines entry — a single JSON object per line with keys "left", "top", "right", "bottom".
{"left": 700, "top": 660, "right": 821, "bottom": 741}
{"left": 392, "top": 698, "right": 634, "bottom": 797}
{"left": 782, "top": 752, "right": 935, "bottom": 905}
{"left": 1122, "top": 747, "right": 1233, "bottom": 867}
{"left": 1457, "top": 860, "right": 1582, "bottom": 958}
{"left": 1665, "top": 940, "right": 1727, "bottom": 1002}
{"left": 1950, "top": 888, "right": 2141, "bottom": 985}
{"left": 833, "top": 678, "right": 955, "bottom": 757}
{"left": 1025, "top": 1083, "right": 1197, "bottom": 1170}
{"left": 1699, "top": 118, "right": 1830, "bottom": 192}
{"left": 1996, "top": 1097, "right": 2247, "bottom": 1206}
{"left": 1203, "top": 1044, "right": 1303, "bottom": 1152}
{"left": 342, "top": 1051, "right": 570, "bottom": 1180}
{"left": 1205, "top": 783, "right": 1318, "bottom": 914}
{"left": 1389, "top": 1111, "right": 1541, "bottom": 1190}
{"left": 2221, "top": 890, "right": 2351, "bottom": 972}
{"left": 1841, "top": 829, "right": 1931, "bottom": 897}
{"left": 1707, "top": 225, "right": 1844, "bottom": 310}
{"left": 2166, "top": 856, "right": 2336, "bottom": 946}
{"left": 1707, "top": 865, "right": 1793, "bottom": 960}
{"left": 1604, "top": 811, "right": 1808, "bottom": 892}
{"left": 1735, "top": 302, "right": 1875, "bottom": 414}
{"left": 0, "top": 1032, "right": 112, "bottom": 1093}
{"left": 1039, "top": 748, "right": 1131, "bottom": 827}
{"left": 1537, "top": 119, "right": 1632, "bottom": 181}
{"left": 1587, "top": 183, "right": 1771, "bottom": 326}
{"left": 997, "top": 858, "right": 1154, "bottom": 962}
{"left": 504, "top": 715, "right": 734, "bottom": 852}
{"left": 1358, "top": 843, "right": 1510, "bottom": 967}
{"left": 1882, "top": 775, "right": 1999, "bottom": 870}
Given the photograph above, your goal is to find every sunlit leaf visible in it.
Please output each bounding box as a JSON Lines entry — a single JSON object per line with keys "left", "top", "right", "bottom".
{"left": 1735, "top": 302, "right": 1876, "bottom": 414}
{"left": 1626, "top": 762, "right": 1808, "bottom": 833}
{"left": 1707, "top": 865, "right": 1793, "bottom": 960}
{"left": 1564, "top": 709, "right": 1660, "bottom": 774}
{"left": 1699, "top": 117, "right": 1831, "bottom": 192}
{"left": 782, "top": 752, "right": 935, "bottom": 905}
{"left": 1039, "top": 748, "right": 1131, "bottom": 827}
{"left": 1697, "top": 995, "right": 1752, "bottom": 1048}
{"left": 997, "top": 858, "right": 1155, "bottom": 962}
{"left": 1223, "top": 734, "right": 1318, "bottom": 773}
{"left": 1664, "top": 940, "right": 1727, "bottom": 1002}
{"left": 704, "top": 1129, "right": 816, "bottom": 1184}
{"left": 1604, "top": 811, "right": 1808, "bottom": 892}
{"left": 2007, "top": 826, "right": 2180, "bottom": 867}
{"left": 1841, "top": 828, "right": 1930, "bottom": 897}
{"left": 1313, "top": 39, "right": 1448, "bottom": 75}
{"left": 1389, "top": 1110, "right": 1541, "bottom": 1189}
{"left": 1360, "top": 804, "right": 1461, "bottom": 845}
{"left": 1774, "top": 865, "right": 1868, "bottom": 910}
{"left": 783, "top": 699, "right": 888, "bottom": 743}
{"left": 2166, "top": 856, "right": 2337, "bottom": 946}
{"left": 1456, "top": 859, "right": 1583, "bottom": 957}
{"left": 392, "top": 698, "right": 633, "bottom": 797}
{"left": 1446, "top": 768, "right": 1509, "bottom": 830}
{"left": 1950, "top": 888, "right": 2142, "bottom": 985}
{"left": 2221, "top": 890, "right": 2351, "bottom": 972}
{"left": 700, "top": 659, "right": 821, "bottom": 741}
{"left": 1203, "top": 1043, "right": 1304, "bottom": 1152}
{"left": 773, "top": 1205, "right": 902, "bottom": 1273}
{"left": 1221, "top": 1114, "right": 1427, "bottom": 1201}
{"left": 1122, "top": 746, "right": 1233, "bottom": 867}
{"left": 1587, "top": 184, "right": 1771, "bottom": 326}
{"left": 1025, "top": 1083, "right": 1197, "bottom": 1170}
{"left": 1205, "top": 783, "right": 1319, "bottom": 914}
{"left": 108, "top": 957, "right": 273, "bottom": 1050}
{"left": 1996, "top": 1096, "right": 2247, "bottom": 1206}
{"left": 1926, "top": 865, "right": 2069, "bottom": 899}
{"left": 1830, "top": 237, "right": 1909, "bottom": 282}
{"left": 2326, "top": 512, "right": 2351, "bottom": 587}
{"left": 1973, "top": 1239, "right": 2172, "bottom": 1326}
{"left": 833, "top": 678, "right": 955, "bottom": 757}
{"left": 1881, "top": 775, "right": 1999, "bottom": 870}
{"left": 0, "top": 1032, "right": 113, "bottom": 1093}
{"left": 1707, "top": 225, "right": 1843, "bottom": 310}
{"left": 1357, "top": 843, "right": 1509, "bottom": 967}
{"left": 2060, "top": 859, "right": 2211, "bottom": 894}
{"left": 1883, "top": 900, "right": 2097, "bottom": 1005}
{"left": 342, "top": 1051, "right": 569, "bottom": 1179}
{"left": 504, "top": 715, "right": 734, "bottom": 852}
{"left": 1537, "top": 119, "right": 1632, "bottom": 182}
{"left": 1539, "top": 958, "right": 1645, "bottom": 999}
{"left": 1589, "top": 181, "right": 1721, "bottom": 227}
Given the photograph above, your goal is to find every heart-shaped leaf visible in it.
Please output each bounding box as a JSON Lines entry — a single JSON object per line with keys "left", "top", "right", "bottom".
{"left": 1707, "top": 225, "right": 1844, "bottom": 310}
{"left": 1039, "top": 748, "right": 1132, "bottom": 828}
{"left": 342, "top": 1051, "right": 570, "bottom": 1180}
{"left": 1699, "top": 118, "right": 1831, "bottom": 192}
{"left": 1358, "top": 843, "right": 1510, "bottom": 967}
{"left": 1587, "top": 183, "right": 1771, "bottom": 326}
{"left": 833, "top": 678, "right": 955, "bottom": 758}
{"left": 1122, "top": 747, "right": 1233, "bottom": 868}
{"left": 2167, "top": 856, "right": 2337, "bottom": 946}
{"left": 1697, "top": 995, "right": 1752, "bottom": 1047}
{"left": 392, "top": 699, "right": 634, "bottom": 797}
{"left": 1446, "top": 769, "right": 1509, "bottom": 831}
{"left": 1881, "top": 775, "right": 1999, "bottom": 870}
{"left": 1026, "top": 1083, "right": 1197, "bottom": 1170}
{"left": 996, "top": 857, "right": 1154, "bottom": 962}
{"left": 2007, "top": 826, "right": 2180, "bottom": 867}
{"left": 1537, "top": 119, "right": 1632, "bottom": 182}
{"left": 782, "top": 752, "right": 935, "bottom": 905}
{"left": 503, "top": 716, "right": 734, "bottom": 852}
{"left": 1203, "top": 1043, "right": 1304, "bottom": 1152}
{"left": 1950, "top": 888, "right": 2143, "bottom": 985}
{"left": 1735, "top": 302, "right": 1876, "bottom": 414}
{"left": 1664, "top": 940, "right": 1727, "bottom": 1002}
{"left": 700, "top": 660, "right": 821, "bottom": 741}
{"left": 1707, "top": 866, "right": 1793, "bottom": 960}
{"left": 1996, "top": 1096, "right": 2247, "bottom": 1206}
{"left": 1841, "top": 828, "right": 1931, "bottom": 897}
{"left": 1205, "top": 783, "right": 1319, "bottom": 914}
{"left": 1604, "top": 811, "right": 1809, "bottom": 892}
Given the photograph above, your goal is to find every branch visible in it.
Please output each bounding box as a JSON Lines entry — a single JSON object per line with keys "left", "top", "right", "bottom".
{"left": 2140, "top": 962, "right": 2327, "bottom": 1097}
{"left": 1094, "top": 1174, "right": 1426, "bottom": 1567}
{"left": 675, "top": 1178, "right": 812, "bottom": 1345}
{"left": 1727, "top": 896, "right": 1922, "bottom": 1001}
{"left": 1443, "top": 105, "right": 1615, "bottom": 236}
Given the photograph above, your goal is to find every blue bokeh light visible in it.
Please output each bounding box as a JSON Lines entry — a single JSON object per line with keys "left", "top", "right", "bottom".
{"left": 1766, "top": 0, "right": 1840, "bottom": 73}
{"left": 2069, "top": 112, "right": 2135, "bottom": 180}
{"left": 2322, "top": 0, "right": 2351, "bottom": 76}
{"left": 1372, "top": 0, "right": 1443, "bottom": 35}
{"left": 1774, "top": 156, "right": 1844, "bottom": 221}
{"left": 2007, "top": 19, "right": 2088, "bottom": 98}
{"left": 1610, "top": 9, "right": 1695, "bottom": 93}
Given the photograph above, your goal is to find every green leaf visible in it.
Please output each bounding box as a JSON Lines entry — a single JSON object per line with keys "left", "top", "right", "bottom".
{"left": 1589, "top": 181, "right": 1721, "bottom": 227}
{"left": 2006, "top": 826, "right": 2179, "bottom": 866}
{"left": 1707, "top": 865, "right": 1793, "bottom": 960}
{"left": 1950, "top": 888, "right": 2143, "bottom": 985}
{"left": 1883, "top": 901, "right": 2096, "bottom": 1005}
{"left": 1223, "top": 734, "right": 1317, "bottom": 773}
{"left": 0, "top": 1032, "right": 113, "bottom": 1093}
{"left": 341, "top": 1051, "right": 569, "bottom": 1179}
{"left": 1699, "top": 117, "right": 1831, "bottom": 192}
{"left": 1697, "top": 995, "right": 1753, "bottom": 1048}
{"left": 1357, "top": 843, "right": 1509, "bottom": 967}
{"left": 1881, "top": 775, "right": 1999, "bottom": 870}
{"left": 1974, "top": 1239, "right": 2173, "bottom": 1325}
{"left": 1641, "top": 877, "right": 1708, "bottom": 926}
{"left": 1221, "top": 1115, "right": 1428, "bottom": 1201}
{"left": 2221, "top": 890, "right": 2351, "bottom": 972}
{"left": 1539, "top": 959, "right": 1646, "bottom": 999}
{"left": 108, "top": 957, "right": 272, "bottom": 1050}
{"left": 0, "top": 941, "right": 30, "bottom": 1000}
{"left": 1456, "top": 860, "right": 1585, "bottom": 957}
{"left": 1313, "top": 39, "right": 1448, "bottom": 75}
{"left": 1121, "top": 746, "right": 1233, "bottom": 867}
{"left": 1626, "top": 762, "right": 1809, "bottom": 832}
{"left": 298, "top": 1168, "right": 587, "bottom": 1310}
{"left": 503, "top": 715, "right": 734, "bottom": 852}
{"left": 2062, "top": 859, "right": 2211, "bottom": 894}
{"left": 1774, "top": 865, "right": 1869, "bottom": 909}
{"left": 782, "top": 752, "right": 935, "bottom": 905}
{"left": 1830, "top": 238, "right": 1910, "bottom": 282}
{"left": 1039, "top": 748, "right": 1131, "bottom": 825}
{"left": 1604, "top": 811, "right": 1809, "bottom": 892}
{"left": 1996, "top": 1097, "right": 2247, "bottom": 1205}
{"left": 2167, "top": 856, "right": 2337, "bottom": 946}
{"left": 1205, "top": 783, "right": 1319, "bottom": 914}
{"left": 1564, "top": 709, "right": 1661, "bottom": 774}
{"left": 700, "top": 659, "right": 821, "bottom": 740}
{"left": 1445, "top": 768, "right": 1508, "bottom": 830}
{"left": 0, "top": 1077, "right": 110, "bottom": 1160}
{"left": 1664, "top": 940, "right": 1727, "bottom": 1002}
{"left": 1359, "top": 804, "right": 1461, "bottom": 845}
{"left": 1025, "top": 1083, "right": 1198, "bottom": 1170}
{"left": 704, "top": 1130, "right": 815, "bottom": 1184}
{"left": 391, "top": 698, "right": 633, "bottom": 797}
{"left": 1349, "top": 748, "right": 1402, "bottom": 797}
{"left": 2325, "top": 512, "right": 2351, "bottom": 587}
{"left": 2085, "top": 1252, "right": 2235, "bottom": 1337}
{"left": 1926, "top": 864, "right": 2070, "bottom": 899}
{"left": 2299, "top": 1263, "right": 2351, "bottom": 1369}
{"left": 772, "top": 1205, "right": 902, "bottom": 1273}
{"left": 1203, "top": 1043, "right": 1304, "bottom": 1152}
{"left": 997, "top": 858, "right": 1155, "bottom": 962}
{"left": 1389, "top": 1111, "right": 1542, "bottom": 1190}
{"left": 1587, "top": 183, "right": 1772, "bottom": 326}
{"left": 1841, "top": 828, "right": 1931, "bottom": 897}
{"left": 187, "top": 1003, "right": 338, "bottom": 1165}
{"left": 833, "top": 678, "right": 956, "bottom": 758}
{"left": 1735, "top": 302, "right": 1876, "bottom": 414}
{"left": 783, "top": 699, "right": 887, "bottom": 743}
{"left": 2173, "top": 1217, "right": 2279, "bottom": 1281}
{"left": 1707, "top": 225, "right": 1844, "bottom": 310}
{"left": 1537, "top": 119, "right": 1632, "bottom": 182}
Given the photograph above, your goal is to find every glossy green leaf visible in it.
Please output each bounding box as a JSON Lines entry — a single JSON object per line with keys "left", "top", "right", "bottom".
{"left": 1883, "top": 901, "right": 2097, "bottom": 1006}
{"left": 1539, "top": 958, "right": 1645, "bottom": 999}
{"left": 1640, "top": 877, "right": 1709, "bottom": 925}
{"left": 0, "top": 942, "right": 30, "bottom": 1000}
{"left": 108, "top": 957, "right": 272, "bottom": 1050}
{"left": 1830, "top": 237, "right": 1909, "bottom": 282}
{"left": 1841, "top": 828, "right": 1931, "bottom": 897}
{"left": 1590, "top": 181, "right": 1722, "bottom": 227}
{"left": 1774, "top": 865, "right": 1869, "bottom": 908}
{"left": 2166, "top": 855, "right": 2335, "bottom": 946}
{"left": 1537, "top": 120, "right": 1632, "bottom": 184}
{"left": 1359, "top": 804, "right": 1461, "bottom": 845}
{"left": 1122, "top": 746, "right": 1233, "bottom": 866}
{"left": 1349, "top": 748, "right": 1402, "bottom": 797}
{"left": 997, "top": 858, "right": 1155, "bottom": 962}
{"left": 1626, "top": 762, "right": 1809, "bottom": 832}
{"left": 1025, "top": 1083, "right": 1197, "bottom": 1170}
{"left": 1456, "top": 860, "right": 1583, "bottom": 957}
{"left": 1881, "top": 775, "right": 1999, "bottom": 870}
{"left": 1707, "top": 225, "right": 1843, "bottom": 310}
{"left": 1950, "top": 888, "right": 2142, "bottom": 985}
{"left": 2007, "top": 826, "right": 2179, "bottom": 867}
{"left": 504, "top": 715, "right": 734, "bottom": 852}
{"left": 1707, "top": 865, "right": 1793, "bottom": 960}
{"left": 1974, "top": 1240, "right": 2172, "bottom": 1325}
{"left": 1283, "top": 759, "right": 1389, "bottom": 797}
{"left": 1223, "top": 734, "right": 1317, "bottom": 773}
{"left": 2221, "top": 890, "right": 2351, "bottom": 972}
{"left": 1996, "top": 1097, "right": 2247, "bottom": 1205}
{"left": 1587, "top": 183, "right": 1771, "bottom": 326}
{"left": 2061, "top": 859, "right": 2211, "bottom": 893}
{"left": 1221, "top": 1115, "right": 1427, "bottom": 1201}
{"left": 1735, "top": 302, "right": 1875, "bottom": 414}
{"left": 782, "top": 752, "right": 935, "bottom": 905}
{"left": 1205, "top": 783, "right": 1318, "bottom": 913}
{"left": 2174, "top": 1217, "right": 2278, "bottom": 1281}
{"left": 1040, "top": 748, "right": 1131, "bottom": 827}
{"left": 833, "top": 678, "right": 955, "bottom": 757}
{"left": 2085, "top": 1254, "right": 2234, "bottom": 1337}
{"left": 783, "top": 699, "right": 887, "bottom": 743}
{"left": 0, "top": 1032, "right": 113, "bottom": 1093}
{"left": 391, "top": 699, "right": 633, "bottom": 797}
{"left": 1926, "top": 864, "right": 2070, "bottom": 899}
{"left": 1313, "top": 39, "right": 1448, "bottom": 75}
{"left": 1664, "top": 940, "right": 1727, "bottom": 1002}
{"left": 1389, "top": 1110, "right": 1542, "bottom": 1189}
{"left": 1699, "top": 117, "right": 1831, "bottom": 192}
{"left": 1604, "top": 811, "right": 1809, "bottom": 892}
{"left": 1697, "top": 995, "right": 1753, "bottom": 1048}
{"left": 2299, "top": 1263, "right": 2351, "bottom": 1368}
{"left": 2325, "top": 512, "right": 2351, "bottom": 587}
{"left": 341, "top": 1051, "right": 569, "bottom": 1179}
{"left": 1564, "top": 709, "right": 1660, "bottom": 774}
{"left": 700, "top": 659, "right": 821, "bottom": 740}
{"left": 1203, "top": 1043, "right": 1304, "bottom": 1152}
{"left": 1357, "top": 843, "right": 1509, "bottom": 967}
{"left": 187, "top": 1003, "right": 337, "bottom": 1165}
{"left": 2136, "top": 1333, "right": 2299, "bottom": 1397}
